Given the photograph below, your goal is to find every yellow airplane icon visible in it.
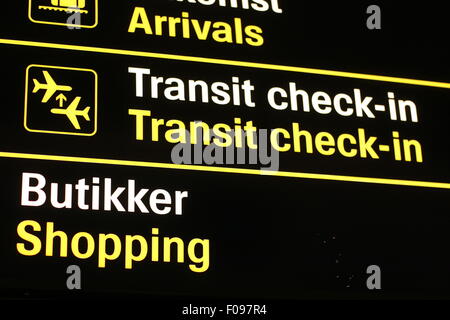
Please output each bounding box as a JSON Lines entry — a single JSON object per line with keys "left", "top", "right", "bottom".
{"left": 33, "top": 70, "right": 72, "bottom": 103}
{"left": 51, "top": 96, "right": 90, "bottom": 130}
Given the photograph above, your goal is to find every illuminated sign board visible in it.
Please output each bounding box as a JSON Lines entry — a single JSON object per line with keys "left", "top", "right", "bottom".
{"left": 0, "top": 1, "right": 449, "bottom": 304}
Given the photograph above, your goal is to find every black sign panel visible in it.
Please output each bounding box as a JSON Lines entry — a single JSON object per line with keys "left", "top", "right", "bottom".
{"left": 0, "top": 0, "right": 450, "bottom": 306}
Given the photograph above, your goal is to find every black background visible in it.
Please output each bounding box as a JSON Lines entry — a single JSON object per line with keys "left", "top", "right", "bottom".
{"left": 0, "top": 0, "right": 449, "bottom": 304}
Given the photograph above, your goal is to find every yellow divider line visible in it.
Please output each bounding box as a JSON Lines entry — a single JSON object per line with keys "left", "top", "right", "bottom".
{"left": 1, "top": 38, "right": 450, "bottom": 88}
{"left": 1, "top": 151, "right": 450, "bottom": 189}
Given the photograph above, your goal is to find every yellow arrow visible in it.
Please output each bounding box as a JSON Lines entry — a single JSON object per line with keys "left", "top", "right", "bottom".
{"left": 56, "top": 93, "right": 67, "bottom": 107}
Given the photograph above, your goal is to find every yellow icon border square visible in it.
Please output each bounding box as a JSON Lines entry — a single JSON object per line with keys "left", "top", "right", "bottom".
{"left": 24, "top": 64, "right": 98, "bottom": 137}
{"left": 28, "top": 0, "right": 98, "bottom": 29}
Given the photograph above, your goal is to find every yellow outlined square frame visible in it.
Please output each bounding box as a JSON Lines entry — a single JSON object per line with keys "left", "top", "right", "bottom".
{"left": 24, "top": 64, "right": 98, "bottom": 137}
{"left": 28, "top": 0, "right": 98, "bottom": 29}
